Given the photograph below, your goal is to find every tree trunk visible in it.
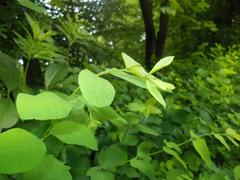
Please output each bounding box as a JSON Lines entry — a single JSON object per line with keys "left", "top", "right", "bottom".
{"left": 139, "top": 0, "right": 155, "bottom": 70}
{"left": 155, "top": 13, "right": 169, "bottom": 59}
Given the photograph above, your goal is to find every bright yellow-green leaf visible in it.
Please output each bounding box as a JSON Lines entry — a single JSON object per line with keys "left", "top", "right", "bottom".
{"left": 16, "top": 92, "right": 72, "bottom": 120}
{"left": 121, "top": 52, "right": 140, "bottom": 69}
{"left": 108, "top": 68, "right": 146, "bottom": 88}
{"left": 149, "top": 56, "right": 174, "bottom": 74}
{"left": 78, "top": 69, "right": 115, "bottom": 107}
{"left": 226, "top": 128, "right": 240, "bottom": 141}
{"left": 148, "top": 75, "right": 175, "bottom": 92}
{"left": 146, "top": 80, "right": 166, "bottom": 108}
{"left": 127, "top": 65, "right": 147, "bottom": 78}
{"left": 212, "top": 133, "right": 230, "bottom": 151}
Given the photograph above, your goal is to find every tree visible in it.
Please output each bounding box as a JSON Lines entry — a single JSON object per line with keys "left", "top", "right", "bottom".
{"left": 139, "top": 0, "right": 169, "bottom": 70}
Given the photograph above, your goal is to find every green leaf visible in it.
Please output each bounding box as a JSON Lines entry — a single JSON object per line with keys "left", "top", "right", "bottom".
{"left": 127, "top": 65, "right": 147, "bottom": 78}
{"left": 0, "top": 52, "right": 21, "bottom": 91}
{"left": 136, "top": 124, "right": 159, "bottom": 136}
{"left": 98, "top": 145, "right": 128, "bottom": 169}
{"left": 0, "top": 128, "right": 46, "bottom": 174}
{"left": 23, "top": 155, "right": 72, "bottom": 180}
{"left": 17, "top": 0, "right": 46, "bottom": 14}
{"left": 212, "top": 133, "right": 230, "bottom": 151}
{"left": 16, "top": 92, "right": 72, "bottom": 120}
{"left": 146, "top": 80, "right": 166, "bottom": 108}
{"left": 148, "top": 75, "right": 175, "bottom": 92}
{"left": 149, "top": 56, "right": 174, "bottom": 74}
{"left": 130, "top": 158, "right": 156, "bottom": 180}
{"left": 78, "top": 69, "right": 115, "bottom": 107}
{"left": 226, "top": 136, "right": 239, "bottom": 147}
{"left": 226, "top": 128, "right": 240, "bottom": 141}
{"left": 118, "top": 166, "right": 139, "bottom": 178}
{"left": 234, "top": 165, "right": 240, "bottom": 180}
{"left": 91, "top": 106, "right": 127, "bottom": 127}
{"left": 192, "top": 137, "right": 215, "bottom": 169}
{"left": 44, "top": 63, "right": 68, "bottom": 89}
{"left": 163, "top": 146, "right": 187, "bottom": 169}
{"left": 86, "top": 167, "right": 114, "bottom": 180}
{"left": 164, "top": 140, "right": 182, "bottom": 154}
{"left": 108, "top": 68, "right": 146, "bottom": 88}
{"left": 50, "top": 121, "right": 98, "bottom": 150}
{"left": 121, "top": 52, "right": 140, "bottom": 69}
{"left": 0, "top": 98, "right": 18, "bottom": 129}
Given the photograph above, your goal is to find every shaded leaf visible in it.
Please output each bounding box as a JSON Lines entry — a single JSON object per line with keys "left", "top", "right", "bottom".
{"left": 163, "top": 146, "right": 187, "bottom": 169}
{"left": 130, "top": 158, "right": 156, "bottom": 180}
{"left": 234, "top": 165, "right": 240, "bottom": 180}
{"left": 98, "top": 145, "right": 128, "bottom": 169}
{"left": 44, "top": 63, "right": 68, "bottom": 89}
{"left": 192, "top": 137, "right": 215, "bottom": 169}
{"left": 136, "top": 124, "right": 159, "bottom": 136}
{"left": 0, "top": 52, "right": 21, "bottom": 91}
{"left": 86, "top": 167, "right": 114, "bottom": 180}
{"left": 50, "top": 121, "right": 98, "bottom": 150}
{"left": 17, "top": 0, "right": 46, "bottom": 14}
{"left": 0, "top": 98, "right": 18, "bottom": 129}
{"left": 91, "top": 106, "right": 127, "bottom": 127}
{"left": 23, "top": 155, "right": 71, "bottom": 180}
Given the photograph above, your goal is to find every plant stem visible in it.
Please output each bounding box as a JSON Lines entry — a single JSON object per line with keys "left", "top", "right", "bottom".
{"left": 24, "top": 60, "right": 31, "bottom": 84}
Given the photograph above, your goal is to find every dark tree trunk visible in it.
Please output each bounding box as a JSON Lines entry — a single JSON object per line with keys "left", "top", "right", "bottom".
{"left": 139, "top": 0, "right": 155, "bottom": 70}
{"left": 156, "top": 13, "right": 169, "bottom": 59}
{"left": 139, "top": 0, "right": 170, "bottom": 69}
{"left": 25, "top": 60, "right": 44, "bottom": 88}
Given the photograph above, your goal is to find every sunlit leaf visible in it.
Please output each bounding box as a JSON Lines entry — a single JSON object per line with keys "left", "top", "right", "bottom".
{"left": 16, "top": 92, "right": 72, "bottom": 120}
{"left": 121, "top": 52, "right": 140, "bottom": 69}
{"left": 78, "top": 69, "right": 115, "bottom": 107}
{"left": 146, "top": 80, "right": 166, "bottom": 108}
{"left": 0, "top": 128, "right": 46, "bottom": 174}
{"left": 149, "top": 56, "right": 174, "bottom": 74}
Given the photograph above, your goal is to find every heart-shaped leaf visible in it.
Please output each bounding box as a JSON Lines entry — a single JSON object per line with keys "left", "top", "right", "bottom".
{"left": 78, "top": 69, "right": 115, "bottom": 107}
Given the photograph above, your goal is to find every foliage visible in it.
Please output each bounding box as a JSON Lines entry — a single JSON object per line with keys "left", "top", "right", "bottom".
{"left": 0, "top": 0, "right": 240, "bottom": 180}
